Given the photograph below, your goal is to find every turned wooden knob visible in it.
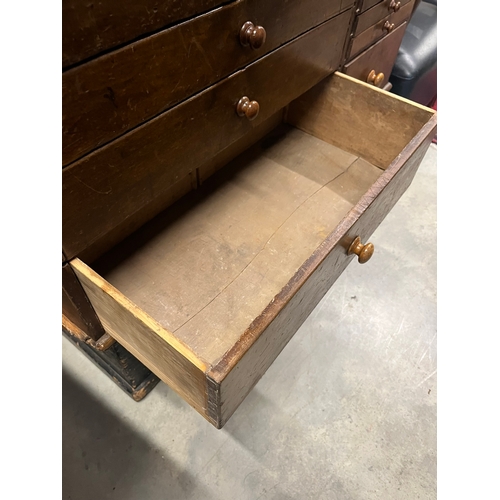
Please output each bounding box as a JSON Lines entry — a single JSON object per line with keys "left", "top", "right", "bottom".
{"left": 348, "top": 236, "right": 374, "bottom": 264}
{"left": 383, "top": 21, "right": 395, "bottom": 32}
{"left": 389, "top": 0, "right": 401, "bottom": 12}
{"left": 236, "top": 96, "right": 260, "bottom": 120}
{"left": 240, "top": 21, "right": 267, "bottom": 49}
{"left": 367, "top": 69, "right": 385, "bottom": 87}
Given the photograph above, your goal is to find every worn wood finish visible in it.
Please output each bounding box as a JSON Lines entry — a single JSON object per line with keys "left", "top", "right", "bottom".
{"left": 210, "top": 111, "right": 436, "bottom": 427}
{"left": 345, "top": 22, "right": 408, "bottom": 89}
{"left": 63, "top": 314, "right": 116, "bottom": 351}
{"left": 348, "top": 0, "right": 413, "bottom": 57}
{"left": 62, "top": 0, "right": 228, "bottom": 68}
{"left": 71, "top": 259, "right": 212, "bottom": 422}
{"left": 91, "top": 126, "right": 374, "bottom": 365}
{"left": 62, "top": 0, "right": 345, "bottom": 166}
{"left": 62, "top": 12, "right": 351, "bottom": 262}
{"left": 62, "top": 263, "right": 105, "bottom": 341}
{"left": 354, "top": 0, "right": 412, "bottom": 35}
{"left": 65, "top": 73, "right": 436, "bottom": 427}
{"left": 286, "top": 72, "right": 433, "bottom": 169}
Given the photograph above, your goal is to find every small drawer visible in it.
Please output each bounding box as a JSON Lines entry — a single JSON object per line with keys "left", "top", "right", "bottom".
{"left": 354, "top": 0, "right": 413, "bottom": 36}
{"left": 345, "top": 22, "right": 408, "bottom": 88}
{"left": 67, "top": 73, "right": 436, "bottom": 428}
{"left": 62, "top": 11, "right": 351, "bottom": 263}
{"left": 62, "top": 0, "right": 347, "bottom": 167}
{"left": 349, "top": 0, "right": 414, "bottom": 58}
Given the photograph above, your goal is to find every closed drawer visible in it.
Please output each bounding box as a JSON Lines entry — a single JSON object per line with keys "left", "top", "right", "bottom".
{"left": 349, "top": 0, "right": 414, "bottom": 58}
{"left": 62, "top": 0, "right": 347, "bottom": 167}
{"left": 354, "top": 0, "right": 413, "bottom": 36}
{"left": 345, "top": 22, "right": 408, "bottom": 88}
{"left": 62, "top": 11, "right": 351, "bottom": 263}
{"left": 62, "top": 0, "right": 229, "bottom": 68}
{"left": 68, "top": 73, "right": 437, "bottom": 428}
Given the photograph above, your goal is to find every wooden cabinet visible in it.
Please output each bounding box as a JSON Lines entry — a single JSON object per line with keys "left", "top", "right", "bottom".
{"left": 62, "top": 0, "right": 436, "bottom": 428}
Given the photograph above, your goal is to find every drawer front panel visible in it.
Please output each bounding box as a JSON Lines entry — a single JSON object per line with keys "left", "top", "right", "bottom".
{"left": 345, "top": 22, "right": 408, "bottom": 88}
{"left": 349, "top": 0, "right": 413, "bottom": 58}
{"left": 63, "top": 0, "right": 346, "bottom": 167}
{"left": 62, "top": 11, "right": 352, "bottom": 262}
{"left": 62, "top": 0, "right": 228, "bottom": 68}
{"left": 359, "top": 0, "right": 383, "bottom": 13}
{"left": 354, "top": 0, "right": 412, "bottom": 36}
{"left": 213, "top": 74, "right": 437, "bottom": 426}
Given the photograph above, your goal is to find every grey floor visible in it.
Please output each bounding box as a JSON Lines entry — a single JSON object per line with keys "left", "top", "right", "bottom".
{"left": 62, "top": 144, "right": 437, "bottom": 500}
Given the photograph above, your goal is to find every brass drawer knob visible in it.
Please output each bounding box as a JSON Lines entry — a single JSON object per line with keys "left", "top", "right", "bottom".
{"left": 240, "top": 21, "right": 267, "bottom": 50}
{"left": 236, "top": 96, "right": 260, "bottom": 120}
{"left": 383, "top": 20, "right": 395, "bottom": 32}
{"left": 389, "top": 0, "right": 401, "bottom": 12}
{"left": 367, "top": 69, "right": 385, "bottom": 87}
{"left": 348, "top": 236, "right": 374, "bottom": 264}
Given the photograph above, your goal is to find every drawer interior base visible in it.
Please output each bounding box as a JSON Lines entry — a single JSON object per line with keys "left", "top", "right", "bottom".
{"left": 92, "top": 125, "right": 384, "bottom": 366}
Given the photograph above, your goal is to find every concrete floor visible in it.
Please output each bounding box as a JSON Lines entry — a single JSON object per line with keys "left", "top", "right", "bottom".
{"left": 62, "top": 144, "right": 437, "bottom": 500}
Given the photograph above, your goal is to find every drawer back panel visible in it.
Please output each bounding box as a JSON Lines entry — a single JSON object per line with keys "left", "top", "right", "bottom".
{"left": 62, "top": 11, "right": 351, "bottom": 263}
{"left": 63, "top": 0, "right": 347, "bottom": 167}
{"left": 62, "top": 0, "right": 228, "bottom": 68}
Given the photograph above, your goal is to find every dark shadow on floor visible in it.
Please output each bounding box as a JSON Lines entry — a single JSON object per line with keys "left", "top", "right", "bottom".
{"left": 62, "top": 369, "right": 206, "bottom": 500}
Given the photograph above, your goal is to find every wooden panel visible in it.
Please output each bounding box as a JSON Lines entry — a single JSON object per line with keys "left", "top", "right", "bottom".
{"left": 340, "top": 0, "right": 356, "bottom": 10}
{"left": 62, "top": 263, "right": 105, "bottom": 341}
{"left": 286, "top": 72, "right": 434, "bottom": 169}
{"left": 62, "top": 11, "right": 352, "bottom": 262}
{"left": 349, "top": 0, "right": 414, "bottom": 58}
{"left": 210, "top": 106, "right": 437, "bottom": 427}
{"left": 344, "top": 22, "right": 408, "bottom": 88}
{"left": 62, "top": 0, "right": 227, "bottom": 68}
{"left": 62, "top": 0, "right": 345, "bottom": 166}
{"left": 70, "top": 259, "right": 213, "bottom": 423}
{"left": 359, "top": 0, "right": 383, "bottom": 13}
{"left": 354, "top": 0, "right": 412, "bottom": 35}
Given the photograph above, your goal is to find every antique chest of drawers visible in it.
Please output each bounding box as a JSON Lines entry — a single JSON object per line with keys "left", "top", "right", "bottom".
{"left": 62, "top": 0, "right": 436, "bottom": 428}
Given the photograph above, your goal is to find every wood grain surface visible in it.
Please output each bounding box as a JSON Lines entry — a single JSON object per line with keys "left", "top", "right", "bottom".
{"left": 210, "top": 111, "right": 436, "bottom": 426}
{"left": 68, "top": 73, "right": 436, "bottom": 427}
{"left": 70, "top": 259, "right": 213, "bottom": 423}
{"left": 62, "top": 11, "right": 351, "bottom": 262}
{"left": 344, "top": 22, "right": 408, "bottom": 88}
{"left": 62, "top": 0, "right": 228, "bottom": 68}
{"left": 62, "top": 263, "right": 105, "bottom": 341}
{"left": 92, "top": 126, "right": 376, "bottom": 366}
{"left": 62, "top": 0, "right": 345, "bottom": 166}
{"left": 354, "top": 0, "right": 412, "bottom": 35}
{"left": 286, "top": 72, "right": 433, "bottom": 169}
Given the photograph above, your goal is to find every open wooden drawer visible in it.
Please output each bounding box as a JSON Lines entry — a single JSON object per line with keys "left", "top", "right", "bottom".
{"left": 68, "top": 73, "right": 436, "bottom": 428}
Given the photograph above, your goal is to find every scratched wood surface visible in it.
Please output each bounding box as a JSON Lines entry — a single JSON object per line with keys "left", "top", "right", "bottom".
{"left": 92, "top": 125, "right": 382, "bottom": 365}
{"left": 62, "top": 12, "right": 351, "bottom": 262}
{"left": 62, "top": 0, "right": 228, "bottom": 68}
{"left": 62, "top": 0, "right": 346, "bottom": 165}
